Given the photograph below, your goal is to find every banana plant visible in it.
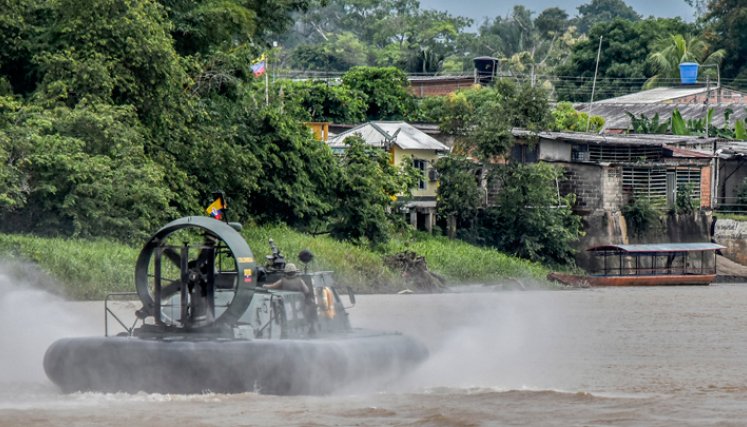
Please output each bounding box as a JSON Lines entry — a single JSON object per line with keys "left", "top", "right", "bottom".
{"left": 736, "top": 119, "right": 747, "bottom": 140}
{"left": 626, "top": 111, "right": 670, "bottom": 134}
{"left": 671, "top": 108, "right": 690, "bottom": 135}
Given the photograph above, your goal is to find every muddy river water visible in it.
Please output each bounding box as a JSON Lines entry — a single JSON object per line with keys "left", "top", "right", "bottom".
{"left": 2, "top": 276, "right": 747, "bottom": 426}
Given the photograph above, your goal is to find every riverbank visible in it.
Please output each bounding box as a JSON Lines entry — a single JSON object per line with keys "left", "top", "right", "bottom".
{"left": 0, "top": 226, "right": 551, "bottom": 299}
{"left": 715, "top": 254, "right": 747, "bottom": 282}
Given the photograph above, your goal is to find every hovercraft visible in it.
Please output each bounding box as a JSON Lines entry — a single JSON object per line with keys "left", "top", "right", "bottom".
{"left": 44, "top": 214, "right": 428, "bottom": 395}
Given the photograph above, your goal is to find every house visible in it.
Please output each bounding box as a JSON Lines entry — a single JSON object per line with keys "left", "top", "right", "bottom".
{"left": 509, "top": 130, "right": 715, "bottom": 213}
{"left": 328, "top": 121, "right": 450, "bottom": 231}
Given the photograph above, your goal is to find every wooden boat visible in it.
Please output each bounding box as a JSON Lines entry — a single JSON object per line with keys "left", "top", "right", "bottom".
{"left": 548, "top": 242, "right": 726, "bottom": 287}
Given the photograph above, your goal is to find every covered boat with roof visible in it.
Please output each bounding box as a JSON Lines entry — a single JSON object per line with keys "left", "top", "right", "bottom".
{"left": 548, "top": 242, "right": 726, "bottom": 287}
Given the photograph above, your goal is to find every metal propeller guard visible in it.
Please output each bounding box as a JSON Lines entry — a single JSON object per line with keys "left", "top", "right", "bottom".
{"left": 134, "top": 216, "right": 257, "bottom": 331}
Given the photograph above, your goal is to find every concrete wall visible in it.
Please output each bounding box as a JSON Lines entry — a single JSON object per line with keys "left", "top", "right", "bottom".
{"left": 713, "top": 219, "right": 747, "bottom": 265}
{"left": 557, "top": 162, "right": 623, "bottom": 213}
{"left": 574, "top": 211, "right": 712, "bottom": 270}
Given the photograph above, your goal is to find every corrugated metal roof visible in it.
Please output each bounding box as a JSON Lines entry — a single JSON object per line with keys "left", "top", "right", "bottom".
{"left": 663, "top": 146, "right": 713, "bottom": 159}
{"left": 328, "top": 121, "right": 450, "bottom": 151}
{"left": 587, "top": 243, "right": 725, "bottom": 253}
{"left": 512, "top": 129, "right": 714, "bottom": 146}
{"left": 595, "top": 86, "right": 715, "bottom": 104}
{"left": 718, "top": 141, "right": 747, "bottom": 156}
{"left": 575, "top": 103, "right": 747, "bottom": 130}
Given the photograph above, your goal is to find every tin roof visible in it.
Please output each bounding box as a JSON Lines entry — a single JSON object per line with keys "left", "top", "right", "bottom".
{"left": 587, "top": 243, "right": 726, "bottom": 253}
{"left": 575, "top": 103, "right": 747, "bottom": 131}
{"left": 594, "top": 86, "right": 712, "bottom": 104}
{"left": 328, "top": 121, "right": 450, "bottom": 151}
{"left": 512, "top": 129, "right": 714, "bottom": 146}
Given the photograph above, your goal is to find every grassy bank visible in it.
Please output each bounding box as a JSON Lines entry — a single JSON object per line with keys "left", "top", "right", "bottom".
{"left": 0, "top": 225, "right": 551, "bottom": 300}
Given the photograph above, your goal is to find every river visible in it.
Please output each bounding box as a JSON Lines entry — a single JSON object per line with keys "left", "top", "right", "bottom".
{"left": 2, "top": 272, "right": 747, "bottom": 426}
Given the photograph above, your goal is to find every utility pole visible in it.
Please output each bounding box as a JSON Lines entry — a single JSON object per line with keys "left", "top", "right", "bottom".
{"left": 586, "top": 36, "right": 603, "bottom": 132}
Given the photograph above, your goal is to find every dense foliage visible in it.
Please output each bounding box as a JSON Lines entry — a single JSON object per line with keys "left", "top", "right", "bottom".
{"left": 426, "top": 82, "right": 583, "bottom": 264}
{"left": 4, "top": 0, "right": 742, "bottom": 271}
{"left": 331, "top": 135, "right": 419, "bottom": 246}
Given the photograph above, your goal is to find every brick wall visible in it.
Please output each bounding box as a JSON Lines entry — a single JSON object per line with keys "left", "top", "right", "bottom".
{"left": 558, "top": 163, "right": 605, "bottom": 212}
{"left": 409, "top": 78, "right": 476, "bottom": 97}
{"left": 701, "top": 164, "right": 711, "bottom": 208}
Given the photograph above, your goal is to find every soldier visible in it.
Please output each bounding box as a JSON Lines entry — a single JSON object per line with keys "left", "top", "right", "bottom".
{"left": 264, "top": 263, "right": 317, "bottom": 335}
{"left": 264, "top": 263, "right": 309, "bottom": 294}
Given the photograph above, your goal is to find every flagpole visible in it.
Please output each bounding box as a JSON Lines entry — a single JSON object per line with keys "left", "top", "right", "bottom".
{"left": 586, "top": 35, "right": 603, "bottom": 132}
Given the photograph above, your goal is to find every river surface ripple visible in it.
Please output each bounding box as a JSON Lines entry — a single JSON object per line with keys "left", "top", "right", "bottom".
{"left": 3, "top": 284, "right": 747, "bottom": 426}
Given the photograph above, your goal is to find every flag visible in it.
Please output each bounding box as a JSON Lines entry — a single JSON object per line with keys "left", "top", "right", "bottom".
{"left": 205, "top": 197, "right": 224, "bottom": 220}
{"left": 251, "top": 53, "right": 267, "bottom": 77}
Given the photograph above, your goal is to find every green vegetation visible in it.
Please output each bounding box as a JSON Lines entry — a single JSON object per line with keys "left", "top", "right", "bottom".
{"left": 552, "top": 102, "right": 605, "bottom": 132}
{"left": 0, "top": 234, "right": 137, "bottom": 299}
{"left": 3, "top": 0, "right": 741, "bottom": 293}
{"left": 0, "top": 227, "right": 550, "bottom": 300}
{"left": 622, "top": 197, "right": 661, "bottom": 237}
{"left": 429, "top": 85, "right": 583, "bottom": 265}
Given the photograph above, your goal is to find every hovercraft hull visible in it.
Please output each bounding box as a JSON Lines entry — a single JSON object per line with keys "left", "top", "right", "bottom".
{"left": 44, "top": 330, "right": 427, "bottom": 395}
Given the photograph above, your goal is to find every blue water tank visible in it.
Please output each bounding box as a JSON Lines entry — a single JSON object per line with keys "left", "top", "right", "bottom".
{"left": 679, "top": 62, "right": 699, "bottom": 85}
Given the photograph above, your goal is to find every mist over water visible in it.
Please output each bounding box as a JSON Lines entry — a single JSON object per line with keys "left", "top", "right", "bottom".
{"left": 0, "top": 262, "right": 97, "bottom": 384}
{"left": 353, "top": 289, "right": 571, "bottom": 392}
{"left": 4, "top": 277, "right": 747, "bottom": 425}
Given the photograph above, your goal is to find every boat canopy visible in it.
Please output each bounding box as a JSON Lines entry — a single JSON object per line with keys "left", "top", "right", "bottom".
{"left": 587, "top": 243, "right": 725, "bottom": 253}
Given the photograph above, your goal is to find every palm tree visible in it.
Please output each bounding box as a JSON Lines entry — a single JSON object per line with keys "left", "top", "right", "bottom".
{"left": 644, "top": 34, "right": 726, "bottom": 89}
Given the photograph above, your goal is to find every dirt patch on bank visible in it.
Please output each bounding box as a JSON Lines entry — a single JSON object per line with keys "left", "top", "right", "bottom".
{"left": 716, "top": 255, "right": 747, "bottom": 282}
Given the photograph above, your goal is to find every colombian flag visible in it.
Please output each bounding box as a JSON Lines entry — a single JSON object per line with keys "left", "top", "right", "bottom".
{"left": 205, "top": 197, "right": 224, "bottom": 220}
{"left": 251, "top": 53, "right": 267, "bottom": 77}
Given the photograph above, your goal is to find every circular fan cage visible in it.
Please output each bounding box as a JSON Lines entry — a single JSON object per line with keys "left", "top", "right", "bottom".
{"left": 134, "top": 216, "right": 257, "bottom": 332}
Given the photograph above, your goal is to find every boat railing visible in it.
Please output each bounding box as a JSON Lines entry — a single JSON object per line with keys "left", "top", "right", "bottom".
{"left": 589, "top": 250, "right": 718, "bottom": 277}
{"left": 104, "top": 292, "right": 140, "bottom": 337}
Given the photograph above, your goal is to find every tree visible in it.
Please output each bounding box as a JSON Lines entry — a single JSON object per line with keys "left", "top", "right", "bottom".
{"left": 703, "top": 0, "right": 747, "bottom": 86}
{"left": 555, "top": 18, "right": 694, "bottom": 102}
{"left": 331, "top": 135, "right": 414, "bottom": 245}
{"left": 35, "top": 0, "right": 188, "bottom": 127}
{"left": 0, "top": 0, "right": 53, "bottom": 95}
{"left": 159, "top": 0, "right": 259, "bottom": 56}
{"left": 552, "top": 102, "right": 605, "bottom": 132}
{"left": 575, "top": 0, "right": 641, "bottom": 34}
{"left": 289, "top": 32, "right": 370, "bottom": 72}
{"left": 644, "top": 33, "right": 725, "bottom": 88}
{"left": 0, "top": 100, "right": 177, "bottom": 240}
{"left": 435, "top": 156, "right": 481, "bottom": 238}
{"left": 481, "top": 163, "right": 582, "bottom": 265}
{"left": 341, "top": 66, "right": 415, "bottom": 120}
{"left": 276, "top": 80, "right": 367, "bottom": 123}
{"left": 535, "top": 7, "right": 570, "bottom": 39}
{"left": 281, "top": 0, "right": 471, "bottom": 74}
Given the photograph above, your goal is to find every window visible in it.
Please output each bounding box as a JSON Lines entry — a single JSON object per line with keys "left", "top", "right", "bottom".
{"left": 413, "top": 159, "right": 426, "bottom": 190}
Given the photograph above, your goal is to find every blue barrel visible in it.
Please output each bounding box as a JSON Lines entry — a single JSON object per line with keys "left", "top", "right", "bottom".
{"left": 679, "top": 62, "right": 699, "bottom": 84}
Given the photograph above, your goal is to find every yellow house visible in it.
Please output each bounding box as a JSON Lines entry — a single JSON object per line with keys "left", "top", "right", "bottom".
{"left": 328, "top": 121, "right": 450, "bottom": 232}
